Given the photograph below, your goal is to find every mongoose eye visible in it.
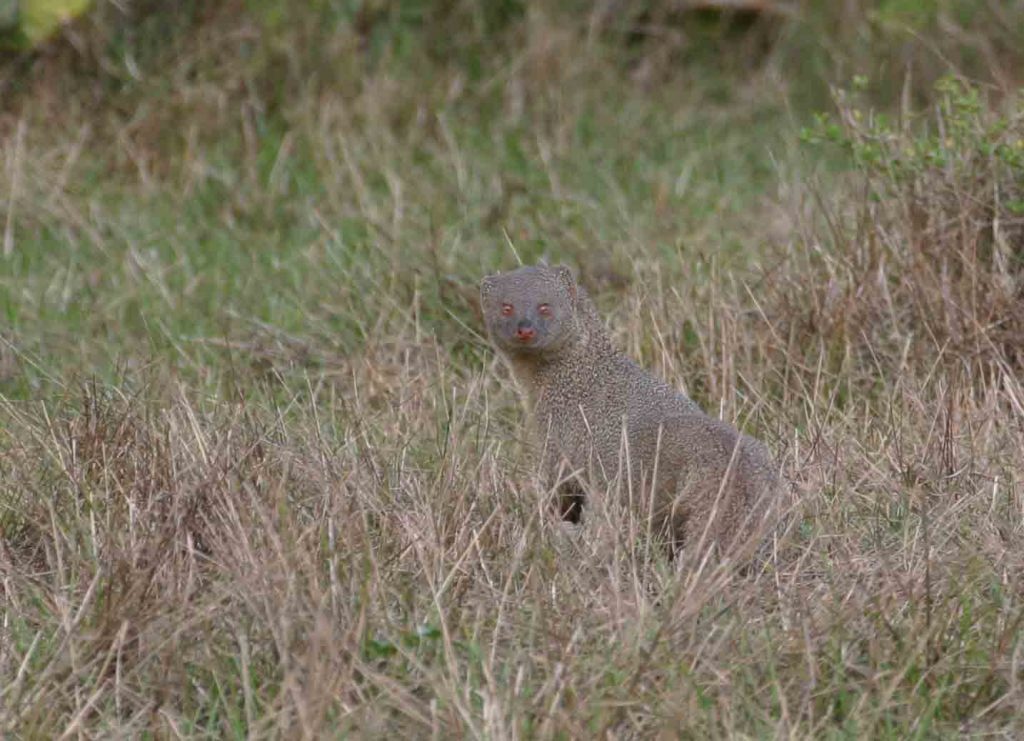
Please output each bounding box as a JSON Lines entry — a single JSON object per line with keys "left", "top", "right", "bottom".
{"left": 537, "top": 304, "right": 551, "bottom": 316}
{"left": 501, "top": 303, "right": 514, "bottom": 316}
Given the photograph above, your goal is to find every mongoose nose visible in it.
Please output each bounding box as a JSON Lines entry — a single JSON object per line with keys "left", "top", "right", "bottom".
{"left": 515, "top": 323, "right": 536, "bottom": 342}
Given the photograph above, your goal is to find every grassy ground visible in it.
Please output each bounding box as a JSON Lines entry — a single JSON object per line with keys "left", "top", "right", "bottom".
{"left": 2, "top": 1, "right": 1023, "bottom": 737}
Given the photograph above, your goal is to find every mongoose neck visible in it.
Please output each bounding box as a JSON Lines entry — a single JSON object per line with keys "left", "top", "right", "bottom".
{"left": 512, "top": 331, "right": 616, "bottom": 407}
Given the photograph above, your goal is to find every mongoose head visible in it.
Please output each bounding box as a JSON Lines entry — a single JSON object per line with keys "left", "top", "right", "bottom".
{"left": 480, "top": 264, "right": 580, "bottom": 358}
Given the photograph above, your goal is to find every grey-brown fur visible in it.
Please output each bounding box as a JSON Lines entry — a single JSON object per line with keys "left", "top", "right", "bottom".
{"left": 481, "top": 264, "right": 779, "bottom": 557}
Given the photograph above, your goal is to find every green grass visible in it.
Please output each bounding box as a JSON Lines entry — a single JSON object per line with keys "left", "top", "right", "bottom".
{"left": 1, "top": 1, "right": 1023, "bottom": 737}
{"left": 2, "top": 47, "right": 787, "bottom": 395}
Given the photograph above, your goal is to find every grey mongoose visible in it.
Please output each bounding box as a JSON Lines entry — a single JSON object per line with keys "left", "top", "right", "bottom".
{"left": 481, "top": 263, "right": 779, "bottom": 558}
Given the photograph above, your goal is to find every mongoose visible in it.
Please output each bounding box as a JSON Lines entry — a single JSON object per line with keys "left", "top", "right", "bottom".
{"left": 481, "top": 264, "right": 779, "bottom": 557}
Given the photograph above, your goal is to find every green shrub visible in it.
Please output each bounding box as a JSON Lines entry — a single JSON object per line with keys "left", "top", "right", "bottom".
{"left": 0, "top": 0, "right": 93, "bottom": 49}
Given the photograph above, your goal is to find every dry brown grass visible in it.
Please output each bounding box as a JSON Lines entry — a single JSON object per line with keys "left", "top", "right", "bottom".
{"left": 2, "top": 250, "right": 1023, "bottom": 735}
{"left": 1, "top": 1, "right": 1024, "bottom": 737}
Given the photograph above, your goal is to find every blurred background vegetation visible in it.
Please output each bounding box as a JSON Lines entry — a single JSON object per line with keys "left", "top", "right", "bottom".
{"left": 1, "top": 0, "right": 1022, "bottom": 401}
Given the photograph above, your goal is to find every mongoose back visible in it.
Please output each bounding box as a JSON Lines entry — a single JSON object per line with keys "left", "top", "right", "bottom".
{"left": 481, "top": 264, "right": 779, "bottom": 557}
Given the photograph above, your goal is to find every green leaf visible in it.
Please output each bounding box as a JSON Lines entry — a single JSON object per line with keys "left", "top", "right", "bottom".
{"left": 24, "top": 0, "right": 92, "bottom": 42}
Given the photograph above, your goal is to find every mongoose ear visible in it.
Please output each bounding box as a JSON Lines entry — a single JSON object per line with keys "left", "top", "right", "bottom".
{"left": 554, "top": 265, "right": 577, "bottom": 301}
{"left": 480, "top": 274, "right": 497, "bottom": 297}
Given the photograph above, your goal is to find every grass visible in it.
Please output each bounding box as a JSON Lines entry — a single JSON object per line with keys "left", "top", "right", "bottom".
{"left": 1, "top": 1, "right": 1023, "bottom": 737}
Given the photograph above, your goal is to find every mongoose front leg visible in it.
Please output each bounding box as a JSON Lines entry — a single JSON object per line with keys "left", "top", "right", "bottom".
{"left": 543, "top": 456, "right": 586, "bottom": 523}
{"left": 556, "top": 478, "right": 585, "bottom": 523}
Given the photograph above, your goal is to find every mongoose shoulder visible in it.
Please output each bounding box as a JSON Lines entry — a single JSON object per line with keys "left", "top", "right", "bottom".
{"left": 481, "top": 263, "right": 779, "bottom": 556}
